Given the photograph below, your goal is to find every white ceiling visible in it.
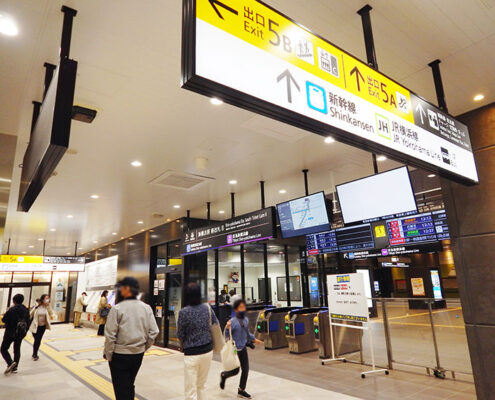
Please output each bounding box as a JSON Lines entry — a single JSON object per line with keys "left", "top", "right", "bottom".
{"left": 0, "top": 0, "right": 493, "bottom": 255}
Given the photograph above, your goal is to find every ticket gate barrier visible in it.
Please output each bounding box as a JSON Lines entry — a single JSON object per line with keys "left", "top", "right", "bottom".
{"left": 285, "top": 307, "right": 323, "bottom": 354}
{"left": 256, "top": 307, "right": 295, "bottom": 349}
{"left": 247, "top": 304, "right": 273, "bottom": 340}
{"left": 313, "top": 310, "right": 363, "bottom": 359}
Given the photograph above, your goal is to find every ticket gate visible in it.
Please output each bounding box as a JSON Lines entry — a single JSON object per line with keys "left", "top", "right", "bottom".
{"left": 247, "top": 304, "right": 272, "bottom": 340}
{"left": 285, "top": 307, "right": 323, "bottom": 354}
{"left": 313, "top": 310, "right": 363, "bottom": 359}
{"left": 256, "top": 307, "right": 295, "bottom": 349}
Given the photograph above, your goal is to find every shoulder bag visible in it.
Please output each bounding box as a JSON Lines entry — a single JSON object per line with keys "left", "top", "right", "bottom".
{"left": 208, "top": 304, "right": 224, "bottom": 353}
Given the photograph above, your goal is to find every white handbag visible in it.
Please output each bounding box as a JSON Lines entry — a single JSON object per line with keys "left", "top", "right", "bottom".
{"left": 221, "top": 327, "right": 241, "bottom": 371}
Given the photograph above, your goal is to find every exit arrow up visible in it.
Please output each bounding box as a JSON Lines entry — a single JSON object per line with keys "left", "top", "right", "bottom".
{"left": 350, "top": 66, "right": 365, "bottom": 92}
{"left": 208, "top": 0, "right": 238, "bottom": 19}
{"left": 415, "top": 103, "right": 427, "bottom": 124}
{"left": 277, "top": 69, "right": 300, "bottom": 103}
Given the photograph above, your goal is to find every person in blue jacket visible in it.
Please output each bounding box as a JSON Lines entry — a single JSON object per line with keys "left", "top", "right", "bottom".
{"left": 220, "top": 299, "right": 262, "bottom": 399}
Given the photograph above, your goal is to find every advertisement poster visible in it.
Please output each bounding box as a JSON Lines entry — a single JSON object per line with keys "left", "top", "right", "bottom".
{"left": 153, "top": 288, "right": 159, "bottom": 296}
{"left": 156, "top": 306, "right": 163, "bottom": 318}
{"left": 158, "top": 280, "right": 165, "bottom": 290}
{"left": 327, "top": 273, "right": 368, "bottom": 322}
{"left": 411, "top": 277, "right": 426, "bottom": 296}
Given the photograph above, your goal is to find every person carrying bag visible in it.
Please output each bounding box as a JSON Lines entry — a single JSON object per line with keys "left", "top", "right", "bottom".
{"left": 219, "top": 299, "right": 262, "bottom": 399}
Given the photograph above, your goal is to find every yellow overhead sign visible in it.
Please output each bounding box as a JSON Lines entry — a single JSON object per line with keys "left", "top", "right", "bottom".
{"left": 0, "top": 255, "right": 43, "bottom": 264}
{"left": 196, "top": 0, "right": 414, "bottom": 122}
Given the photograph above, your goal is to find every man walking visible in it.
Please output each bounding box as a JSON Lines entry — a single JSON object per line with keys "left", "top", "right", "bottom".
{"left": 104, "top": 277, "right": 159, "bottom": 400}
{"left": 1, "top": 294, "right": 30, "bottom": 375}
{"left": 73, "top": 292, "right": 87, "bottom": 328}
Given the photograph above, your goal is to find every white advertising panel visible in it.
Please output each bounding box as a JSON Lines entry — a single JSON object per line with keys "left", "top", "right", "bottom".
{"left": 327, "top": 273, "right": 369, "bottom": 322}
{"left": 183, "top": 0, "right": 478, "bottom": 184}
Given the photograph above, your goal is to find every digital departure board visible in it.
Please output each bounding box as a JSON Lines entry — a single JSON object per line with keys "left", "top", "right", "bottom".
{"left": 387, "top": 213, "right": 437, "bottom": 245}
{"left": 432, "top": 210, "right": 450, "bottom": 240}
{"left": 306, "top": 230, "right": 338, "bottom": 255}
{"left": 335, "top": 224, "right": 375, "bottom": 252}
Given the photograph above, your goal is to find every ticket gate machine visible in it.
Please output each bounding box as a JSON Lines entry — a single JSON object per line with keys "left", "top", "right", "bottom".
{"left": 247, "top": 305, "right": 273, "bottom": 340}
{"left": 285, "top": 308, "right": 323, "bottom": 354}
{"left": 256, "top": 307, "right": 295, "bottom": 349}
{"left": 313, "top": 310, "right": 363, "bottom": 359}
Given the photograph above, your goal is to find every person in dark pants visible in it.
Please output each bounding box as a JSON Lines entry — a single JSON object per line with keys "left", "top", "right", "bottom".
{"left": 96, "top": 290, "right": 111, "bottom": 336}
{"left": 29, "top": 293, "right": 53, "bottom": 361}
{"left": 1, "top": 293, "right": 30, "bottom": 374}
{"left": 104, "top": 277, "right": 158, "bottom": 400}
{"left": 220, "top": 299, "right": 262, "bottom": 399}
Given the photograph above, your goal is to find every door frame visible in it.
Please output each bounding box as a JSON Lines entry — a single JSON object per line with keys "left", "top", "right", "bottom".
{"left": 0, "top": 282, "right": 52, "bottom": 310}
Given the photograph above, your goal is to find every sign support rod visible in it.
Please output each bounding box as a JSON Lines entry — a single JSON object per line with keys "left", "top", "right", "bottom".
{"left": 60, "top": 6, "right": 77, "bottom": 60}
{"left": 302, "top": 169, "right": 309, "bottom": 196}
{"left": 260, "top": 180, "right": 265, "bottom": 209}
{"left": 428, "top": 59, "right": 448, "bottom": 113}
{"left": 206, "top": 202, "right": 211, "bottom": 224}
{"left": 263, "top": 243, "right": 269, "bottom": 305}
{"left": 231, "top": 192, "right": 235, "bottom": 218}
{"left": 284, "top": 245, "right": 291, "bottom": 306}
{"left": 6, "top": 238, "right": 11, "bottom": 255}
{"left": 240, "top": 244, "right": 246, "bottom": 299}
{"left": 43, "top": 63, "right": 56, "bottom": 101}
{"left": 357, "top": 5, "right": 380, "bottom": 174}
{"left": 42, "top": 240, "right": 46, "bottom": 256}
{"left": 74, "top": 241, "right": 78, "bottom": 257}
{"left": 186, "top": 210, "right": 191, "bottom": 230}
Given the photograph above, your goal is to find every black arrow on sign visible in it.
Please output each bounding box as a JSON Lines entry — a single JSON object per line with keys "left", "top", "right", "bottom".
{"left": 277, "top": 69, "right": 300, "bottom": 103}
{"left": 350, "top": 66, "right": 365, "bottom": 91}
{"left": 208, "top": 0, "right": 238, "bottom": 19}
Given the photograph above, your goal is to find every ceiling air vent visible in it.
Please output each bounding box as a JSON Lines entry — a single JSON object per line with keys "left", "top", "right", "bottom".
{"left": 149, "top": 170, "right": 213, "bottom": 190}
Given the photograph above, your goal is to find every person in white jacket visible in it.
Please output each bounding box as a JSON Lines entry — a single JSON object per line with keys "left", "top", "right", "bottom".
{"left": 29, "top": 294, "right": 54, "bottom": 361}
{"left": 104, "top": 277, "right": 158, "bottom": 400}
{"left": 73, "top": 292, "right": 88, "bottom": 328}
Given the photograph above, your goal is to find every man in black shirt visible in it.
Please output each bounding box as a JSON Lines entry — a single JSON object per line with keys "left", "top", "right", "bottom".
{"left": 1, "top": 293, "right": 30, "bottom": 374}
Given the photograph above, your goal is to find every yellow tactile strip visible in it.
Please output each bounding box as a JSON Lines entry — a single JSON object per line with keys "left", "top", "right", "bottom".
{"left": 24, "top": 334, "right": 171, "bottom": 400}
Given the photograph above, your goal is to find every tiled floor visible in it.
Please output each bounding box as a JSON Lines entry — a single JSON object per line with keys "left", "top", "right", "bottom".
{"left": 0, "top": 324, "right": 477, "bottom": 400}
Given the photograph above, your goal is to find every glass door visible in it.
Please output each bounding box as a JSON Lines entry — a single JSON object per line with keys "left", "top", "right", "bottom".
{"left": 0, "top": 287, "right": 10, "bottom": 327}
{"left": 166, "top": 273, "right": 182, "bottom": 349}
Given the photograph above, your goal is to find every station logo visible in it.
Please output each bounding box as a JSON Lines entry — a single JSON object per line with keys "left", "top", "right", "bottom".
{"left": 375, "top": 113, "right": 391, "bottom": 140}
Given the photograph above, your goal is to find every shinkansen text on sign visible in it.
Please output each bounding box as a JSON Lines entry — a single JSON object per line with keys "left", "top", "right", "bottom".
{"left": 182, "top": 0, "right": 478, "bottom": 184}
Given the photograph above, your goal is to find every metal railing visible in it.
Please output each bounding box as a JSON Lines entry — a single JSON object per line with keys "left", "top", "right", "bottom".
{"left": 339, "top": 297, "right": 472, "bottom": 381}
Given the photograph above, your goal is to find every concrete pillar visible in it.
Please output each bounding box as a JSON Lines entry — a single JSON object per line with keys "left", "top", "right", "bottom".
{"left": 441, "top": 102, "right": 495, "bottom": 399}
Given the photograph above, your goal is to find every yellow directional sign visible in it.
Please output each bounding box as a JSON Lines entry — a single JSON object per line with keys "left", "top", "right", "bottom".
{"left": 0, "top": 255, "right": 43, "bottom": 264}
{"left": 183, "top": 0, "right": 478, "bottom": 184}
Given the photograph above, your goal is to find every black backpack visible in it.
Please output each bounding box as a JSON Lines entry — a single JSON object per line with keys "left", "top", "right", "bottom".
{"left": 14, "top": 319, "right": 28, "bottom": 339}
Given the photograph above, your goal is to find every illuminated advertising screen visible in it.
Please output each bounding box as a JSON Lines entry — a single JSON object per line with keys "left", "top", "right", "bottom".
{"left": 430, "top": 270, "right": 443, "bottom": 300}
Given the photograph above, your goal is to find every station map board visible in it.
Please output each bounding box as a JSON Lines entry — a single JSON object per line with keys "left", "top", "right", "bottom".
{"left": 182, "top": 0, "right": 478, "bottom": 185}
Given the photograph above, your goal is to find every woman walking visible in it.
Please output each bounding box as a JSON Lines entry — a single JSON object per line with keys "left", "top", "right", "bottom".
{"left": 220, "top": 299, "right": 262, "bottom": 399}
{"left": 29, "top": 294, "right": 54, "bottom": 361}
{"left": 177, "top": 283, "right": 219, "bottom": 400}
{"left": 96, "top": 290, "right": 111, "bottom": 336}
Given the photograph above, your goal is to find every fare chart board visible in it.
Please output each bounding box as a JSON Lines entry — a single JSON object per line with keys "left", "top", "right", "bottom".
{"left": 182, "top": 0, "right": 478, "bottom": 184}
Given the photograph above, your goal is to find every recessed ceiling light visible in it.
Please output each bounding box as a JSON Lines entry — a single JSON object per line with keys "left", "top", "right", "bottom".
{"left": 324, "top": 136, "right": 335, "bottom": 144}
{"left": 137, "top": 220, "right": 144, "bottom": 224}
{"left": 0, "top": 177, "right": 11, "bottom": 183}
{"left": 49, "top": 228, "right": 56, "bottom": 232}
{"left": 78, "top": 247, "right": 83, "bottom": 250}
{"left": 93, "top": 240, "right": 98, "bottom": 244}
{"left": 28, "top": 245, "right": 34, "bottom": 248}
{"left": 229, "top": 180, "right": 237, "bottom": 185}
{"left": 279, "top": 189, "right": 287, "bottom": 194}
{"left": 67, "top": 215, "right": 73, "bottom": 219}
{"left": 376, "top": 155, "right": 387, "bottom": 162}
{"left": 166, "top": 218, "right": 171, "bottom": 222}
{"left": 38, "top": 238, "right": 43, "bottom": 241}
{"left": 21, "top": 251, "right": 26, "bottom": 254}
{"left": 0, "top": 14, "right": 19, "bottom": 36}
{"left": 131, "top": 160, "right": 142, "bottom": 167}
{"left": 90, "top": 194, "right": 99, "bottom": 199}
{"left": 473, "top": 94, "right": 484, "bottom": 102}
{"left": 219, "top": 210, "right": 225, "bottom": 214}
{"left": 112, "top": 232, "right": 117, "bottom": 235}
{"left": 427, "top": 174, "right": 436, "bottom": 178}
{"left": 210, "top": 98, "right": 223, "bottom": 105}
{"left": 66, "top": 252, "right": 71, "bottom": 255}
{"left": 173, "top": 205, "right": 180, "bottom": 209}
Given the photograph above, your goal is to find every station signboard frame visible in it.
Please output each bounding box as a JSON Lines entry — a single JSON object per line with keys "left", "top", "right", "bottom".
{"left": 182, "top": 0, "right": 478, "bottom": 185}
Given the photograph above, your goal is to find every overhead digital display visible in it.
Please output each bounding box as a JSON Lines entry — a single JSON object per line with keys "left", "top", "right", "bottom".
{"left": 432, "top": 210, "right": 450, "bottom": 240}
{"left": 277, "top": 192, "right": 330, "bottom": 238}
{"left": 306, "top": 230, "right": 338, "bottom": 255}
{"left": 182, "top": 0, "right": 478, "bottom": 184}
{"left": 386, "top": 212, "right": 437, "bottom": 246}
{"left": 336, "top": 167, "right": 417, "bottom": 224}
{"left": 335, "top": 224, "right": 375, "bottom": 252}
